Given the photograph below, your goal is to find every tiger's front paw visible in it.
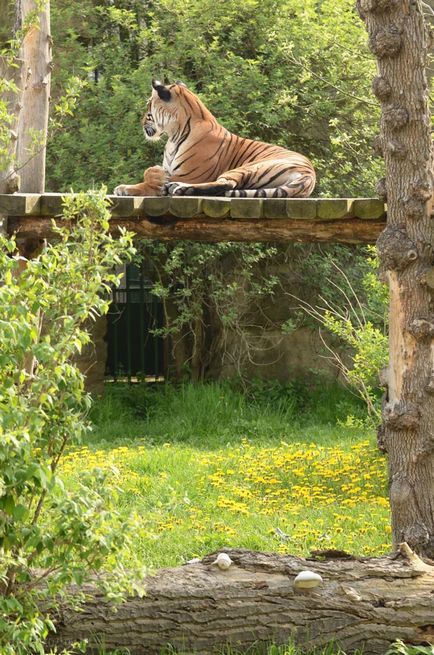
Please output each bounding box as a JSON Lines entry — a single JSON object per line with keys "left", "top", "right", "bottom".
{"left": 143, "top": 166, "right": 168, "bottom": 195}
{"left": 114, "top": 184, "right": 133, "bottom": 196}
{"left": 114, "top": 167, "right": 168, "bottom": 197}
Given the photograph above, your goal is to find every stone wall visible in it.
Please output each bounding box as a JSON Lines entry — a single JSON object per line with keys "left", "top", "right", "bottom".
{"left": 218, "top": 326, "right": 342, "bottom": 382}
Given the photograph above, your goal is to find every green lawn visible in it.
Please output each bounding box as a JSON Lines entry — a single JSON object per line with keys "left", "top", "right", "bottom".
{"left": 60, "top": 380, "right": 390, "bottom": 570}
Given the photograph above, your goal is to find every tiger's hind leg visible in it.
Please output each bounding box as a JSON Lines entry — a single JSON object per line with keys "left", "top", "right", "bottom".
{"left": 227, "top": 173, "right": 316, "bottom": 198}
{"left": 166, "top": 160, "right": 315, "bottom": 198}
{"left": 224, "top": 162, "right": 315, "bottom": 197}
{"left": 165, "top": 180, "right": 235, "bottom": 196}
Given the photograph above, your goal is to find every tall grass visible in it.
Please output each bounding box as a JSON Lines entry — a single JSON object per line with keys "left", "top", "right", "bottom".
{"left": 100, "top": 639, "right": 365, "bottom": 655}
{"left": 89, "top": 378, "right": 367, "bottom": 448}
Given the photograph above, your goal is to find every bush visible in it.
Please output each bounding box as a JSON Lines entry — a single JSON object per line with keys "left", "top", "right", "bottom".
{"left": 295, "top": 246, "right": 388, "bottom": 420}
{"left": 0, "top": 190, "right": 144, "bottom": 654}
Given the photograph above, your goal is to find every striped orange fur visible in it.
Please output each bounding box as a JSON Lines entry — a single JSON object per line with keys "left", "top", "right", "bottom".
{"left": 114, "top": 80, "right": 316, "bottom": 198}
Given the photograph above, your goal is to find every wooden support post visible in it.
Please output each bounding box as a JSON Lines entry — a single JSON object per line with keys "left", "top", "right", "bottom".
{"left": 8, "top": 1, "right": 51, "bottom": 276}
{"left": 16, "top": 0, "right": 51, "bottom": 194}
{"left": 0, "top": 1, "right": 25, "bottom": 195}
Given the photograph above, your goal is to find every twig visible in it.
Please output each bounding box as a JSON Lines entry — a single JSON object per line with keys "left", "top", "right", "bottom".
{"left": 286, "top": 53, "right": 378, "bottom": 108}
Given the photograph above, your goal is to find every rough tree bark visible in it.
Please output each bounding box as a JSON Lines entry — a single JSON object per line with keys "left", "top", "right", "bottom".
{"left": 48, "top": 547, "right": 434, "bottom": 655}
{"left": 356, "top": 0, "right": 434, "bottom": 558}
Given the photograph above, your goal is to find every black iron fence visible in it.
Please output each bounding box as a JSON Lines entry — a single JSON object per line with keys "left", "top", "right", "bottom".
{"left": 105, "top": 264, "right": 166, "bottom": 381}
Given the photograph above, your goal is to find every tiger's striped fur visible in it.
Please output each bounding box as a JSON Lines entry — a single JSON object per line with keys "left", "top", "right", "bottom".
{"left": 114, "top": 80, "right": 316, "bottom": 199}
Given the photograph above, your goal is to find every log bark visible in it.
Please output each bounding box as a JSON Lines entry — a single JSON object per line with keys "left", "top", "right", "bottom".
{"left": 357, "top": 1, "right": 434, "bottom": 558}
{"left": 48, "top": 547, "right": 434, "bottom": 655}
{"left": 1, "top": 2, "right": 52, "bottom": 266}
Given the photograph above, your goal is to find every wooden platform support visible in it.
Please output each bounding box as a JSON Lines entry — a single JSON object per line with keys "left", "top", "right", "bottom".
{"left": 0, "top": 194, "right": 386, "bottom": 243}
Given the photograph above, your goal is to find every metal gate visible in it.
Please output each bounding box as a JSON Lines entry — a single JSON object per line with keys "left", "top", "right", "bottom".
{"left": 105, "top": 264, "right": 166, "bottom": 381}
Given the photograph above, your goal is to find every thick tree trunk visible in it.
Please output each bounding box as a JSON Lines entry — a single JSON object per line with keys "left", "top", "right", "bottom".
{"left": 48, "top": 547, "right": 434, "bottom": 655}
{"left": 16, "top": 0, "right": 51, "bottom": 193}
{"left": 357, "top": 1, "right": 434, "bottom": 557}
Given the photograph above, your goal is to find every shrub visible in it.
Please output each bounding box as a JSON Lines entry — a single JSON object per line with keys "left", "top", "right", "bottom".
{"left": 294, "top": 247, "right": 388, "bottom": 420}
{"left": 386, "top": 641, "right": 434, "bottom": 655}
{"left": 0, "top": 190, "right": 144, "bottom": 654}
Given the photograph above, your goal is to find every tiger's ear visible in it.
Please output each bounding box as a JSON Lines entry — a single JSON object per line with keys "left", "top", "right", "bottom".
{"left": 152, "top": 79, "right": 171, "bottom": 101}
{"left": 175, "top": 80, "right": 187, "bottom": 88}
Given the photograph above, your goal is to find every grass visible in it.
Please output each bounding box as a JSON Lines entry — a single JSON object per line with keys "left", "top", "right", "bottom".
{"left": 59, "top": 379, "right": 390, "bottom": 570}
{"left": 98, "top": 639, "right": 432, "bottom": 655}
{"left": 97, "top": 638, "right": 433, "bottom": 655}
{"left": 88, "top": 378, "right": 370, "bottom": 447}
{"left": 171, "top": 643, "right": 363, "bottom": 655}
{"left": 99, "top": 642, "right": 364, "bottom": 655}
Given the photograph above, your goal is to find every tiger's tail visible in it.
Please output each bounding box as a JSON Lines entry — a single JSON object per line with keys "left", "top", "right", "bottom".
{"left": 225, "top": 174, "right": 315, "bottom": 198}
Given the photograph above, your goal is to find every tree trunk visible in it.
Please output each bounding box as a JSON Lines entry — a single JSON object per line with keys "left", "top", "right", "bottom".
{"left": 16, "top": 0, "right": 51, "bottom": 193}
{"left": 48, "top": 546, "right": 434, "bottom": 655}
{"left": 356, "top": 1, "right": 434, "bottom": 558}
{"left": 191, "top": 312, "right": 205, "bottom": 382}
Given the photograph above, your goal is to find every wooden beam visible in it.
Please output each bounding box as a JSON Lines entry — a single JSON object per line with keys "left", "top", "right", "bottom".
{"left": 1, "top": 194, "right": 387, "bottom": 244}
{"left": 0, "top": 194, "right": 387, "bottom": 218}
{"left": 7, "top": 215, "right": 385, "bottom": 244}
{"left": 0, "top": 193, "right": 41, "bottom": 215}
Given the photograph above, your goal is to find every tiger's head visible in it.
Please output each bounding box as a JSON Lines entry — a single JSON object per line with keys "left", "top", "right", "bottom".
{"left": 142, "top": 80, "right": 213, "bottom": 140}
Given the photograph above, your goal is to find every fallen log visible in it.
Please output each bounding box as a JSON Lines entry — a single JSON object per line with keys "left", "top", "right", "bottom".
{"left": 49, "top": 545, "right": 434, "bottom": 654}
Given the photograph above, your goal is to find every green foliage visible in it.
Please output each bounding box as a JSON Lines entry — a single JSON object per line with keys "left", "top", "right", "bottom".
{"left": 47, "top": 0, "right": 382, "bottom": 197}
{"left": 139, "top": 241, "right": 381, "bottom": 385}
{"left": 102, "top": 642, "right": 364, "bottom": 655}
{"left": 297, "top": 246, "right": 388, "bottom": 420}
{"left": 201, "top": 641, "right": 364, "bottom": 655}
{"left": 0, "top": 190, "right": 144, "bottom": 654}
{"left": 323, "top": 311, "right": 387, "bottom": 413}
{"left": 88, "top": 378, "right": 366, "bottom": 447}
{"left": 141, "top": 240, "right": 279, "bottom": 380}
{"left": 386, "top": 641, "right": 434, "bottom": 655}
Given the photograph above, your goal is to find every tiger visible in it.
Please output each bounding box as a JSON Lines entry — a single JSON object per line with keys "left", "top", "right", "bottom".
{"left": 114, "top": 80, "right": 316, "bottom": 199}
